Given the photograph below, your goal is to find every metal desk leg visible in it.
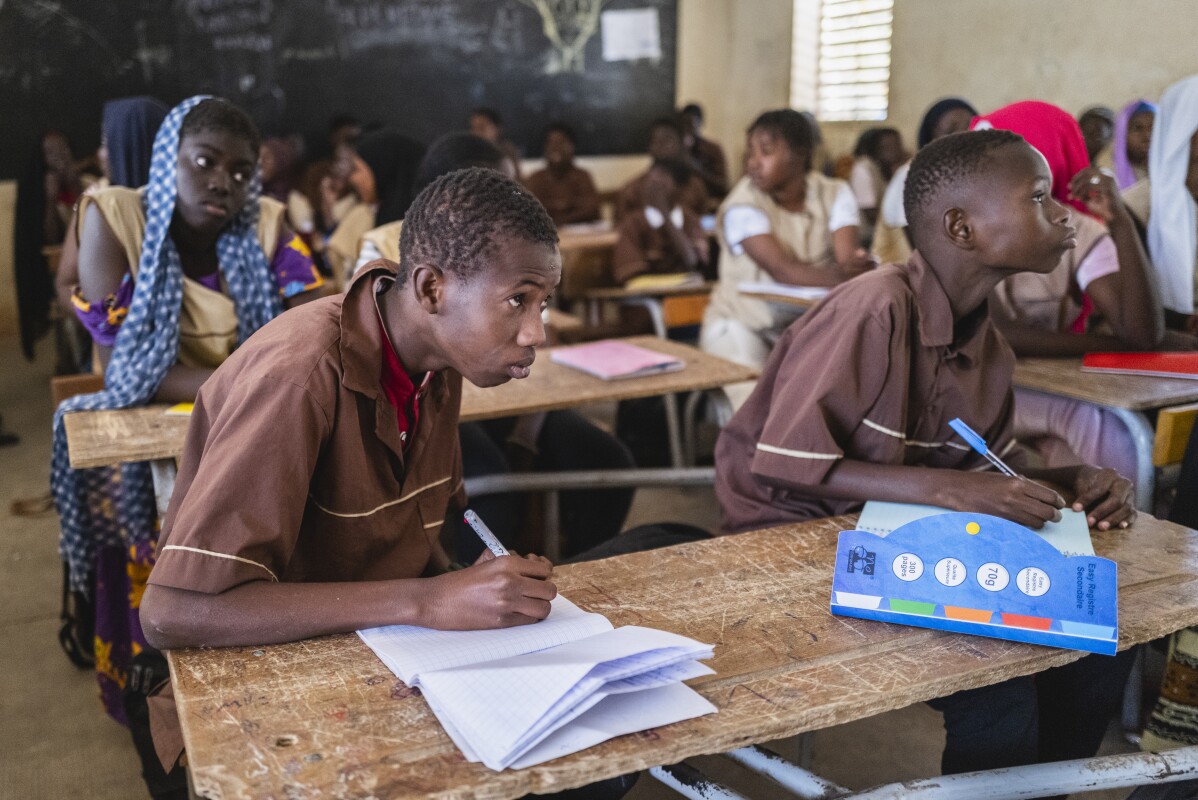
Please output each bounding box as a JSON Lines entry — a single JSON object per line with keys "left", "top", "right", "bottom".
{"left": 663, "top": 391, "right": 685, "bottom": 468}
{"left": 724, "top": 745, "right": 848, "bottom": 799}
{"left": 621, "top": 296, "right": 669, "bottom": 340}
{"left": 1105, "top": 405, "right": 1156, "bottom": 512}
{"left": 149, "top": 458, "right": 178, "bottom": 520}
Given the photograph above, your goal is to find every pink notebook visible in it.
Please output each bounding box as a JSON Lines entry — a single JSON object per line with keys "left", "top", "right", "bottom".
{"left": 550, "top": 340, "right": 684, "bottom": 381}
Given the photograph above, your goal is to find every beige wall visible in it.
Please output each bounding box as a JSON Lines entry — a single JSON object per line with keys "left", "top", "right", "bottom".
{"left": 0, "top": 181, "right": 17, "bottom": 338}
{"left": 884, "top": 0, "right": 1198, "bottom": 152}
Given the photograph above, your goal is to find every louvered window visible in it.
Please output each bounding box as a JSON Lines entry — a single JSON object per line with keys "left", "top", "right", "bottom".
{"left": 791, "top": 0, "right": 893, "bottom": 121}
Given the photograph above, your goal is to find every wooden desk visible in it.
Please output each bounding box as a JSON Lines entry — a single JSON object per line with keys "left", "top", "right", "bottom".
{"left": 64, "top": 338, "right": 755, "bottom": 469}
{"left": 736, "top": 286, "right": 824, "bottom": 311}
{"left": 168, "top": 513, "right": 1198, "bottom": 800}
{"left": 557, "top": 225, "right": 619, "bottom": 254}
{"left": 557, "top": 226, "right": 620, "bottom": 304}
{"left": 1013, "top": 358, "right": 1198, "bottom": 511}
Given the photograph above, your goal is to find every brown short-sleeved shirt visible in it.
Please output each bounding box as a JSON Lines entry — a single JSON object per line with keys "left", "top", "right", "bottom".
{"left": 715, "top": 252, "right": 1018, "bottom": 534}
{"left": 617, "top": 171, "right": 709, "bottom": 221}
{"left": 150, "top": 260, "right": 466, "bottom": 594}
{"left": 524, "top": 166, "right": 602, "bottom": 226}
{"left": 611, "top": 206, "right": 708, "bottom": 284}
{"left": 691, "top": 136, "right": 729, "bottom": 198}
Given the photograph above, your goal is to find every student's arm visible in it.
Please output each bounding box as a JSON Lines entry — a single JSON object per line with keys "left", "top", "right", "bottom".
{"left": 76, "top": 203, "right": 214, "bottom": 399}
{"left": 54, "top": 205, "right": 82, "bottom": 315}
{"left": 140, "top": 552, "right": 556, "bottom": 649}
{"left": 739, "top": 233, "right": 870, "bottom": 287}
{"left": 1070, "top": 168, "right": 1163, "bottom": 350}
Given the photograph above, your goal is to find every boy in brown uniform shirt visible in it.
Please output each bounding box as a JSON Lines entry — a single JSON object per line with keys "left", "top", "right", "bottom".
{"left": 523, "top": 122, "right": 601, "bottom": 226}
{"left": 715, "top": 130, "right": 1137, "bottom": 775}
{"left": 141, "top": 169, "right": 561, "bottom": 651}
{"left": 611, "top": 159, "right": 709, "bottom": 284}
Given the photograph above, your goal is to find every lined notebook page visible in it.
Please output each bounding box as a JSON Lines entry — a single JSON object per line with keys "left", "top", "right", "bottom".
{"left": 357, "top": 595, "right": 612, "bottom": 684}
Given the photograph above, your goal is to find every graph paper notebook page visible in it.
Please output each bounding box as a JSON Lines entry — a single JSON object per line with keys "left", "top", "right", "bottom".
{"left": 358, "top": 596, "right": 716, "bottom": 770}
{"left": 856, "top": 501, "right": 1095, "bottom": 557}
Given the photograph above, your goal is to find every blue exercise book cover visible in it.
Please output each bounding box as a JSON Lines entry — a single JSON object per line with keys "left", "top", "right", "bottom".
{"left": 830, "top": 512, "right": 1119, "bottom": 655}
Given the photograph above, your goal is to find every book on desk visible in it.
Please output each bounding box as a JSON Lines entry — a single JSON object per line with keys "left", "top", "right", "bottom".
{"left": 358, "top": 595, "right": 716, "bottom": 771}
{"left": 551, "top": 339, "right": 685, "bottom": 380}
{"left": 1082, "top": 352, "right": 1198, "bottom": 380}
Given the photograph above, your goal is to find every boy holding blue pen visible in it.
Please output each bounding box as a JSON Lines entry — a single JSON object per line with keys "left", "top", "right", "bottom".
{"left": 714, "top": 130, "right": 1136, "bottom": 776}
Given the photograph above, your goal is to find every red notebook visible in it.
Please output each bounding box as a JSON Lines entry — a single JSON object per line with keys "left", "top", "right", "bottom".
{"left": 550, "top": 340, "right": 684, "bottom": 380}
{"left": 1082, "top": 352, "right": 1198, "bottom": 380}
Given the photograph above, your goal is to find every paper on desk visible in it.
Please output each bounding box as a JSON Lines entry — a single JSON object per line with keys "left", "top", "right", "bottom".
{"left": 856, "top": 501, "right": 1095, "bottom": 557}
{"left": 357, "top": 595, "right": 611, "bottom": 684}
{"left": 509, "top": 682, "right": 717, "bottom": 770}
{"left": 737, "top": 281, "right": 830, "bottom": 302}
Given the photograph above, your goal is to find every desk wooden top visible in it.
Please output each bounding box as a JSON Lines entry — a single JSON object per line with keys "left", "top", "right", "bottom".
{"left": 558, "top": 226, "right": 619, "bottom": 253}
{"left": 585, "top": 281, "right": 715, "bottom": 301}
{"left": 1014, "top": 358, "right": 1198, "bottom": 411}
{"left": 64, "top": 338, "right": 756, "bottom": 468}
{"left": 169, "top": 513, "right": 1198, "bottom": 800}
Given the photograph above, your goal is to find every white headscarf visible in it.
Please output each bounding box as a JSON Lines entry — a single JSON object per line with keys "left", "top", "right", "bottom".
{"left": 1147, "top": 75, "right": 1198, "bottom": 314}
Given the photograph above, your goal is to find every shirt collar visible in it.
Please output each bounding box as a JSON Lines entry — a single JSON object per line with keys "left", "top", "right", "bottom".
{"left": 906, "top": 250, "right": 991, "bottom": 363}
{"left": 644, "top": 205, "right": 684, "bottom": 230}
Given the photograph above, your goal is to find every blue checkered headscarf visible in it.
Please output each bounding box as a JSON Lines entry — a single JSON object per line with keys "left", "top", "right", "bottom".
{"left": 51, "top": 95, "right": 284, "bottom": 593}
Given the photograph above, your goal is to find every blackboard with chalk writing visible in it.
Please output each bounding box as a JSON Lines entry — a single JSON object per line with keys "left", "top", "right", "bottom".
{"left": 0, "top": 0, "right": 677, "bottom": 179}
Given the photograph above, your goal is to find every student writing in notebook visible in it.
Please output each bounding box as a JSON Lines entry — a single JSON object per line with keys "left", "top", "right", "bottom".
{"left": 713, "top": 130, "right": 1136, "bottom": 777}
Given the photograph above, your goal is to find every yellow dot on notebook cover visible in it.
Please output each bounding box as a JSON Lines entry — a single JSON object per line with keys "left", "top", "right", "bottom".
{"left": 966, "top": 522, "right": 981, "bottom": 535}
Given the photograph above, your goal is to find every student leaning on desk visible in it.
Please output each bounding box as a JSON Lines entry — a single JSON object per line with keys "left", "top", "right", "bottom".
{"left": 714, "top": 130, "right": 1137, "bottom": 779}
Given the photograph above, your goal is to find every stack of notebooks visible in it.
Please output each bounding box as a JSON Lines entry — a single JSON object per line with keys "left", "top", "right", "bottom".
{"left": 358, "top": 596, "right": 716, "bottom": 771}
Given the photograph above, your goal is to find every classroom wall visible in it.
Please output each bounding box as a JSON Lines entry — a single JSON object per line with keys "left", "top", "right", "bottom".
{"left": 0, "top": 181, "right": 16, "bottom": 339}
{"left": 884, "top": 0, "right": 1198, "bottom": 154}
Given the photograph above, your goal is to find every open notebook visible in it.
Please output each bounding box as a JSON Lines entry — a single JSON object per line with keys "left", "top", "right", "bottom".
{"left": 550, "top": 340, "right": 684, "bottom": 381}
{"left": 737, "top": 281, "right": 830, "bottom": 302}
{"left": 358, "top": 596, "right": 716, "bottom": 771}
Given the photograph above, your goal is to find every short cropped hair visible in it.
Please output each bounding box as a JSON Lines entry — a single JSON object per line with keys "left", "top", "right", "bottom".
{"left": 651, "top": 157, "right": 693, "bottom": 188}
{"left": 398, "top": 167, "right": 558, "bottom": 287}
{"left": 748, "top": 109, "right": 814, "bottom": 171}
{"left": 180, "top": 98, "right": 261, "bottom": 153}
{"left": 543, "top": 121, "right": 576, "bottom": 145}
{"left": 903, "top": 128, "right": 1025, "bottom": 238}
{"left": 680, "top": 103, "right": 703, "bottom": 121}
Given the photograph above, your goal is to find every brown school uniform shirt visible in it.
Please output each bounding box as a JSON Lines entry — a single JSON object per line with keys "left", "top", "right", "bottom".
{"left": 150, "top": 259, "right": 466, "bottom": 596}
{"left": 714, "top": 252, "right": 1019, "bottom": 534}
{"left": 524, "top": 165, "right": 602, "bottom": 226}
{"left": 690, "top": 136, "right": 729, "bottom": 198}
{"left": 611, "top": 206, "right": 708, "bottom": 284}
{"left": 617, "top": 171, "right": 709, "bottom": 221}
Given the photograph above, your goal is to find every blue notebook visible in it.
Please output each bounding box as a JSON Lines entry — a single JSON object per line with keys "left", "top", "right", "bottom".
{"left": 830, "top": 512, "right": 1118, "bottom": 655}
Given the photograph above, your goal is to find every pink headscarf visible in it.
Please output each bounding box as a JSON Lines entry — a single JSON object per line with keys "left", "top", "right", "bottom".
{"left": 1113, "top": 99, "right": 1157, "bottom": 190}
{"left": 970, "top": 100, "right": 1093, "bottom": 216}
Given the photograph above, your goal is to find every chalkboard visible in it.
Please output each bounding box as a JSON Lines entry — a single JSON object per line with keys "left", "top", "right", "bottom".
{"left": 0, "top": 0, "right": 678, "bottom": 180}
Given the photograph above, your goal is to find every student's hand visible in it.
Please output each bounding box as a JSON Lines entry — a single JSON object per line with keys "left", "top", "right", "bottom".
{"left": 1068, "top": 167, "right": 1122, "bottom": 224}
{"left": 940, "top": 472, "right": 1065, "bottom": 529}
{"left": 421, "top": 553, "right": 557, "bottom": 630}
{"left": 1070, "top": 466, "right": 1136, "bottom": 531}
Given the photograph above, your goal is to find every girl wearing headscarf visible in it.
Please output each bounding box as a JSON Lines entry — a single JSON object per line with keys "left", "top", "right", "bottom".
{"left": 324, "top": 129, "right": 425, "bottom": 285}
{"left": 55, "top": 97, "right": 169, "bottom": 319}
{"left": 875, "top": 97, "right": 978, "bottom": 262}
{"left": 51, "top": 96, "right": 324, "bottom": 726}
{"left": 975, "top": 100, "right": 1167, "bottom": 482}
{"left": 1122, "top": 75, "right": 1198, "bottom": 323}
{"left": 1112, "top": 99, "right": 1157, "bottom": 190}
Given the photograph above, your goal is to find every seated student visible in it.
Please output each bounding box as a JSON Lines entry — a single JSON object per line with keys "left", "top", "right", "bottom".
{"left": 1078, "top": 105, "right": 1115, "bottom": 165}
{"left": 524, "top": 122, "right": 601, "bottom": 226}
{"left": 617, "top": 117, "right": 709, "bottom": 220}
{"left": 679, "top": 103, "right": 729, "bottom": 199}
{"left": 51, "top": 95, "right": 323, "bottom": 796}
{"left": 975, "top": 101, "right": 1171, "bottom": 481}
{"left": 469, "top": 106, "right": 523, "bottom": 180}
{"left": 140, "top": 169, "right": 684, "bottom": 798}
{"left": 1112, "top": 99, "right": 1157, "bottom": 190}
{"left": 715, "top": 129, "right": 1137, "bottom": 775}
{"left": 849, "top": 126, "right": 905, "bottom": 247}
{"left": 699, "top": 108, "right": 870, "bottom": 409}
{"left": 611, "top": 158, "right": 709, "bottom": 285}
{"left": 325, "top": 130, "right": 425, "bottom": 286}
{"left": 1122, "top": 74, "right": 1198, "bottom": 330}
{"left": 355, "top": 134, "right": 636, "bottom": 563}
{"left": 877, "top": 97, "right": 978, "bottom": 264}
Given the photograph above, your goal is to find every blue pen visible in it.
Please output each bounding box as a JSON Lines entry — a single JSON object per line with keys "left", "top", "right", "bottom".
{"left": 463, "top": 509, "right": 509, "bottom": 557}
{"left": 948, "top": 418, "right": 1021, "bottom": 478}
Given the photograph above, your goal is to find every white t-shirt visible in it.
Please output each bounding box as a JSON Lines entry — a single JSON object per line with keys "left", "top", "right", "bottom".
{"left": 881, "top": 161, "right": 910, "bottom": 228}
{"left": 722, "top": 184, "right": 859, "bottom": 256}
